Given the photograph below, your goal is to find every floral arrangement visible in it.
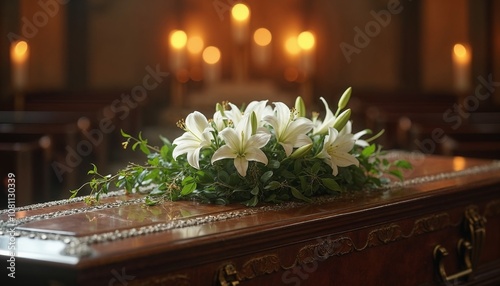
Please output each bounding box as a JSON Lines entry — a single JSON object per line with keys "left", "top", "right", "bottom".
{"left": 72, "top": 87, "right": 411, "bottom": 206}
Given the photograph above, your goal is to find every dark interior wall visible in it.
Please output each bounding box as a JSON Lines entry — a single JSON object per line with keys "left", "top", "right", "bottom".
{"left": 0, "top": 0, "right": 498, "bottom": 105}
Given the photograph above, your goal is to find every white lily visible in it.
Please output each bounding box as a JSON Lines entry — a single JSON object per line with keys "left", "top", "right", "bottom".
{"left": 211, "top": 113, "right": 271, "bottom": 177}
{"left": 340, "top": 121, "right": 370, "bottom": 147}
{"left": 317, "top": 127, "right": 359, "bottom": 176}
{"left": 312, "top": 97, "right": 337, "bottom": 135}
{"left": 264, "top": 102, "right": 313, "bottom": 156}
{"left": 172, "top": 111, "right": 214, "bottom": 169}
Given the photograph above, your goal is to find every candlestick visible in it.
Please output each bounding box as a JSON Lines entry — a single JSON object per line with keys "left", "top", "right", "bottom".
{"left": 252, "top": 28, "right": 272, "bottom": 67}
{"left": 452, "top": 43, "right": 471, "bottom": 93}
{"left": 202, "top": 46, "right": 221, "bottom": 84}
{"left": 231, "top": 3, "right": 250, "bottom": 45}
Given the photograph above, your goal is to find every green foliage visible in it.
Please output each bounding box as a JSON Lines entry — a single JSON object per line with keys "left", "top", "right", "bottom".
{"left": 72, "top": 95, "right": 412, "bottom": 207}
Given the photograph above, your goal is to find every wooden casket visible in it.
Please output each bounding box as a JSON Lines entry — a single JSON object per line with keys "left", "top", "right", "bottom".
{"left": 1, "top": 154, "right": 500, "bottom": 285}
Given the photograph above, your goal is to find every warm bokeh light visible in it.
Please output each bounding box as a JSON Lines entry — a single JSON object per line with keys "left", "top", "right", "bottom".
{"left": 253, "top": 28, "right": 272, "bottom": 46}
{"left": 453, "top": 43, "right": 467, "bottom": 58}
{"left": 170, "top": 30, "right": 187, "bottom": 49}
{"left": 202, "top": 46, "right": 221, "bottom": 64}
{"left": 284, "top": 67, "right": 299, "bottom": 82}
{"left": 453, "top": 156, "right": 466, "bottom": 171}
{"left": 11, "top": 40, "right": 29, "bottom": 63}
{"left": 187, "top": 36, "right": 204, "bottom": 54}
{"left": 231, "top": 3, "right": 250, "bottom": 22}
{"left": 285, "top": 37, "right": 300, "bottom": 55}
{"left": 297, "top": 31, "right": 315, "bottom": 50}
{"left": 14, "top": 41, "right": 28, "bottom": 56}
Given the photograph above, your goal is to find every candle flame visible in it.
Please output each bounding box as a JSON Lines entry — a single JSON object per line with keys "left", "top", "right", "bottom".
{"left": 297, "top": 31, "right": 315, "bottom": 51}
{"left": 285, "top": 37, "right": 300, "bottom": 55}
{"left": 254, "top": 28, "right": 272, "bottom": 47}
{"left": 170, "top": 30, "right": 187, "bottom": 49}
{"left": 202, "top": 46, "right": 221, "bottom": 64}
{"left": 232, "top": 3, "right": 250, "bottom": 22}
{"left": 11, "top": 40, "right": 29, "bottom": 63}
{"left": 453, "top": 43, "right": 467, "bottom": 58}
{"left": 15, "top": 41, "right": 28, "bottom": 56}
{"left": 187, "top": 36, "right": 204, "bottom": 54}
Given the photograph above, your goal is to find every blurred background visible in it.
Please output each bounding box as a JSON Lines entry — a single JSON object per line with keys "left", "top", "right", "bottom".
{"left": 1, "top": 0, "right": 499, "bottom": 206}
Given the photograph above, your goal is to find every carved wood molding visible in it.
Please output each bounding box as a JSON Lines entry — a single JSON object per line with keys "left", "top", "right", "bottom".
{"left": 130, "top": 273, "right": 190, "bottom": 286}
{"left": 216, "top": 202, "right": 499, "bottom": 284}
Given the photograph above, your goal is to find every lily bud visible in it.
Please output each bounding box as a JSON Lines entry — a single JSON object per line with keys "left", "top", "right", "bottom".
{"left": 333, "top": 109, "right": 351, "bottom": 131}
{"left": 294, "top": 96, "right": 306, "bottom": 118}
{"left": 216, "top": 102, "right": 225, "bottom": 116}
{"left": 289, "top": 143, "right": 313, "bottom": 159}
{"left": 336, "top": 87, "right": 352, "bottom": 116}
{"left": 250, "top": 111, "right": 258, "bottom": 135}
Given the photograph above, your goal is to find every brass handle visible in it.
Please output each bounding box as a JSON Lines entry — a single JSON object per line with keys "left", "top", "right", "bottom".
{"left": 433, "top": 207, "right": 486, "bottom": 284}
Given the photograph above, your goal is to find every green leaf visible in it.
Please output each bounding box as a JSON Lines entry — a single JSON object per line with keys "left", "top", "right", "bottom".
{"left": 120, "top": 129, "right": 131, "bottom": 138}
{"left": 260, "top": 171, "right": 273, "bottom": 183}
{"left": 291, "top": 187, "right": 312, "bottom": 203}
{"left": 389, "top": 170, "right": 403, "bottom": 181}
{"left": 394, "top": 160, "right": 412, "bottom": 170}
{"left": 244, "top": 195, "right": 258, "bottom": 207}
{"left": 321, "top": 178, "right": 341, "bottom": 192}
{"left": 268, "top": 160, "right": 280, "bottom": 169}
{"left": 181, "top": 182, "right": 197, "bottom": 195}
{"left": 139, "top": 142, "right": 151, "bottom": 155}
{"left": 145, "top": 196, "right": 160, "bottom": 206}
{"left": 250, "top": 186, "right": 259, "bottom": 195}
{"left": 361, "top": 144, "right": 376, "bottom": 157}
{"left": 132, "top": 141, "right": 141, "bottom": 151}
{"left": 160, "top": 145, "right": 170, "bottom": 160}
{"left": 264, "top": 181, "right": 281, "bottom": 190}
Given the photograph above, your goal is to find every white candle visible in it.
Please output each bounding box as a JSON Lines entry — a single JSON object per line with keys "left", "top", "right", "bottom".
{"left": 252, "top": 28, "right": 272, "bottom": 67}
{"left": 169, "top": 30, "right": 187, "bottom": 73}
{"left": 10, "top": 40, "right": 29, "bottom": 91}
{"left": 231, "top": 3, "right": 250, "bottom": 45}
{"left": 452, "top": 43, "right": 471, "bottom": 93}
{"left": 202, "top": 46, "right": 221, "bottom": 84}
{"left": 297, "top": 31, "right": 315, "bottom": 78}
{"left": 187, "top": 36, "right": 204, "bottom": 81}
{"left": 283, "top": 36, "right": 300, "bottom": 82}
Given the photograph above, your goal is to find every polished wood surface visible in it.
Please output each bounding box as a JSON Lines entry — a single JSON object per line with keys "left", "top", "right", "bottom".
{"left": 1, "top": 154, "right": 500, "bottom": 285}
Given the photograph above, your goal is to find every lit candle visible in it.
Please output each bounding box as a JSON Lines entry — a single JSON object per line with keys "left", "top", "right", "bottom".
{"left": 10, "top": 40, "right": 29, "bottom": 91}
{"left": 297, "top": 31, "right": 315, "bottom": 78}
{"left": 169, "top": 30, "right": 187, "bottom": 73}
{"left": 252, "top": 28, "right": 272, "bottom": 67}
{"left": 452, "top": 43, "right": 471, "bottom": 93}
{"left": 284, "top": 36, "right": 300, "bottom": 82}
{"left": 202, "top": 46, "right": 221, "bottom": 84}
{"left": 231, "top": 3, "right": 250, "bottom": 45}
{"left": 187, "top": 36, "right": 204, "bottom": 81}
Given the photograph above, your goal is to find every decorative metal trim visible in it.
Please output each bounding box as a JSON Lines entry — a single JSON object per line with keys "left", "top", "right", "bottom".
{"left": 1, "top": 160, "right": 499, "bottom": 258}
